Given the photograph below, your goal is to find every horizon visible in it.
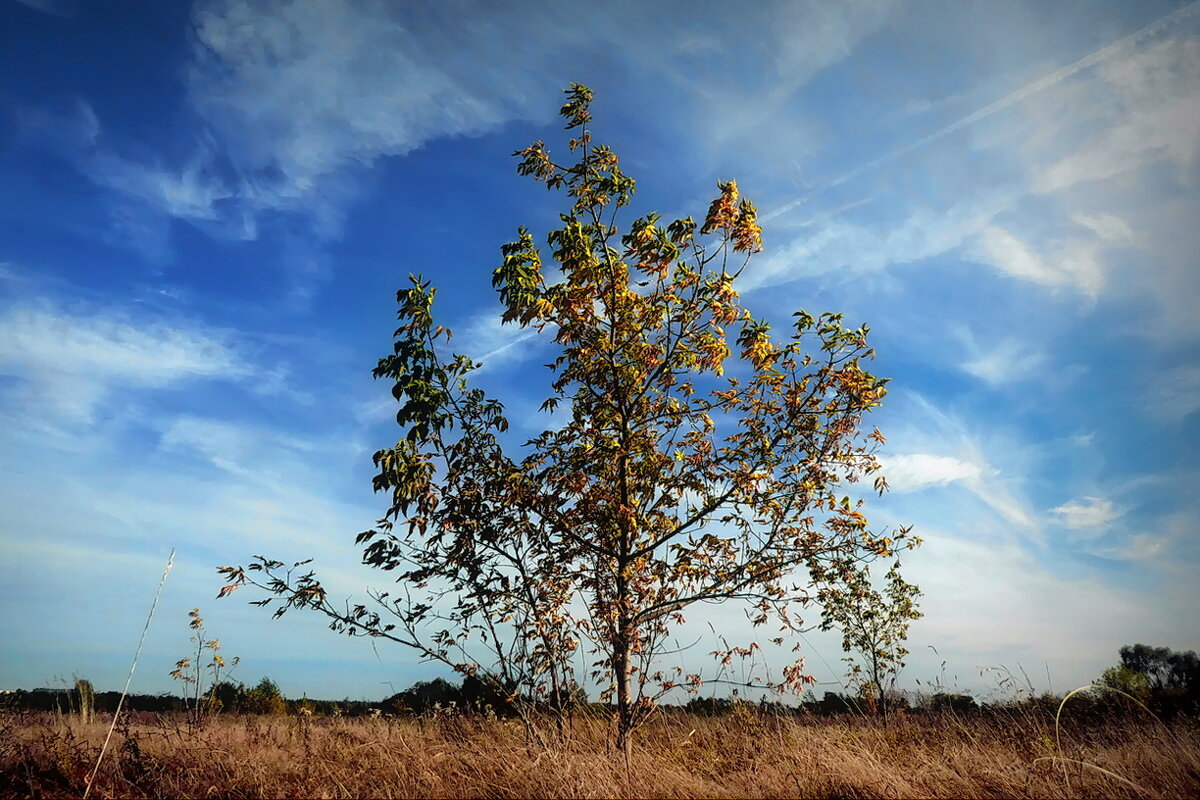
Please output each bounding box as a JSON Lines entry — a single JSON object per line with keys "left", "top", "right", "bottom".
{"left": 1, "top": 0, "right": 1198, "bottom": 703}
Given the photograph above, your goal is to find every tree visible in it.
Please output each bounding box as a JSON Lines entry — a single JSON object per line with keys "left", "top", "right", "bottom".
{"left": 1116, "top": 644, "right": 1199, "bottom": 693}
{"left": 819, "top": 559, "right": 921, "bottom": 721}
{"left": 210, "top": 680, "right": 247, "bottom": 713}
{"left": 459, "top": 673, "right": 519, "bottom": 715}
{"left": 384, "top": 677, "right": 461, "bottom": 715}
{"left": 217, "top": 84, "right": 915, "bottom": 755}
{"left": 928, "top": 692, "right": 977, "bottom": 714}
{"left": 243, "top": 677, "right": 286, "bottom": 716}
{"left": 1100, "top": 644, "right": 1199, "bottom": 712}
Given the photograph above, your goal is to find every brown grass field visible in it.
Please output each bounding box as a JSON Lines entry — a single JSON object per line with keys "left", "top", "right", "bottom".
{"left": 3, "top": 707, "right": 1198, "bottom": 799}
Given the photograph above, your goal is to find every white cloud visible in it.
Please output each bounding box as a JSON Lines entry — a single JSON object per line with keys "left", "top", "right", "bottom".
{"left": 759, "top": 9, "right": 1192, "bottom": 309}
{"left": 766, "top": 1, "right": 1200, "bottom": 223}
{"left": 903, "top": 90, "right": 968, "bottom": 116}
{"left": 13, "top": 101, "right": 237, "bottom": 260}
{"left": 0, "top": 419, "right": 406, "bottom": 696}
{"left": 971, "top": 224, "right": 1114, "bottom": 298}
{"left": 973, "top": 227, "right": 1052, "bottom": 286}
{"left": 668, "top": 1, "right": 894, "bottom": 153}
{"left": 880, "top": 453, "right": 981, "bottom": 493}
{"left": 974, "top": 25, "right": 1199, "bottom": 334}
{"left": 1066, "top": 502, "right": 1196, "bottom": 565}
{"left": 1111, "top": 532, "right": 1171, "bottom": 562}
{"left": 0, "top": 303, "right": 245, "bottom": 422}
{"left": 1051, "top": 496, "right": 1123, "bottom": 529}
{"left": 16, "top": 1, "right": 895, "bottom": 295}
{"left": 964, "top": 470, "right": 1037, "bottom": 531}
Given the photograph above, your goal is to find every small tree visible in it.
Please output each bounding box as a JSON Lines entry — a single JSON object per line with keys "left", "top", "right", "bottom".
{"left": 73, "top": 678, "right": 95, "bottom": 724}
{"left": 169, "top": 608, "right": 239, "bottom": 723}
{"left": 819, "top": 559, "right": 921, "bottom": 721}
{"left": 218, "top": 84, "right": 915, "bottom": 754}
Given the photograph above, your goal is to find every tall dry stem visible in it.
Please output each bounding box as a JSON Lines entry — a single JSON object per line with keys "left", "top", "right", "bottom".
{"left": 82, "top": 547, "right": 174, "bottom": 800}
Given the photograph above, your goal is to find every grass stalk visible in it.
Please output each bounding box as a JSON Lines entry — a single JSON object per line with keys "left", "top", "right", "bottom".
{"left": 82, "top": 547, "right": 175, "bottom": 800}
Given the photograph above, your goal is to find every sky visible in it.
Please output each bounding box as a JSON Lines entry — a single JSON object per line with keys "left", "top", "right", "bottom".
{"left": 1, "top": 0, "right": 1198, "bottom": 704}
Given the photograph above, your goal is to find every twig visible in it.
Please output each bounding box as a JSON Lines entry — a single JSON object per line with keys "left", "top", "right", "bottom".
{"left": 83, "top": 548, "right": 175, "bottom": 799}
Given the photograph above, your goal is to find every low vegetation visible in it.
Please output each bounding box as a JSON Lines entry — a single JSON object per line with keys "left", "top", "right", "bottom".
{"left": 5, "top": 634, "right": 1196, "bottom": 798}
{"left": 3, "top": 701, "right": 1198, "bottom": 799}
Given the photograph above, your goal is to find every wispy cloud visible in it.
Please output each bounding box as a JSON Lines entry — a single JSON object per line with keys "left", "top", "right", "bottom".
{"left": 1033, "top": 36, "right": 1200, "bottom": 194}
{"left": 1072, "top": 212, "right": 1135, "bottom": 245}
{"left": 959, "top": 336, "right": 1047, "bottom": 386}
{"left": 745, "top": 190, "right": 1014, "bottom": 291}
{"left": 13, "top": 0, "right": 76, "bottom": 17}
{"left": 182, "top": 0, "right": 892, "bottom": 236}
{"left": 969, "top": 225, "right": 1112, "bottom": 298}
{"left": 186, "top": 0, "right": 547, "bottom": 236}
{"left": 0, "top": 302, "right": 245, "bottom": 423}
{"left": 1145, "top": 364, "right": 1200, "bottom": 423}
{"left": 451, "top": 312, "right": 543, "bottom": 374}
{"left": 903, "top": 526, "right": 1174, "bottom": 680}
{"left": 12, "top": 100, "right": 239, "bottom": 262}
{"left": 0, "top": 416, "right": 392, "bottom": 695}
{"left": 160, "top": 415, "right": 314, "bottom": 481}
{"left": 884, "top": 395, "right": 1038, "bottom": 531}
{"left": 765, "top": 0, "right": 1200, "bottom": 220}
{"left": 13, "top": 1, "right": 898, "bottom": 301}
{"left": 89, "top": 146, "right": 234, "bottom": 224}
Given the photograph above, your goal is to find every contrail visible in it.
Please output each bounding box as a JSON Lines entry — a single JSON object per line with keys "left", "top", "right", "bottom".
{"left": 765, "top": 0, "right": 1200, "bottom": 222}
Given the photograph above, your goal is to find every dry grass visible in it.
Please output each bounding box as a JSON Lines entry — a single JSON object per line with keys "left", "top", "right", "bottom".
{"left": 3, "top": 707, "right": 1198, "bottom": 799}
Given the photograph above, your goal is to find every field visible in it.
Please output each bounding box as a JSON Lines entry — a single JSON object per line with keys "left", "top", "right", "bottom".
{"left": 3, "top": 706, "right": 1198, "bottom": 799}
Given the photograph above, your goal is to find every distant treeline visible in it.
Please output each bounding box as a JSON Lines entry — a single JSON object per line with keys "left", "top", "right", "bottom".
{"left": 0, "top": 685, "right": 377, "bottom": 718}
{"left": 0, "top": 682, "right": 979, "bottom": 718}
{"left": 5, "top": 682, "right": 1192, "bottom": 722}
{"left": 6, "top": 643, "right": 1194, "bottom": 719}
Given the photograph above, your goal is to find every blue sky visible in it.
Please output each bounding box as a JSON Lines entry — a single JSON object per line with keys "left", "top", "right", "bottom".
{"left": 1, "top": 0, "right": 1197, "bottom": 703}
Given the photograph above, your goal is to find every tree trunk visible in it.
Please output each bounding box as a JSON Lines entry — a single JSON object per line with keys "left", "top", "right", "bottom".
{"left": 614, "top": 628, "right": 633, "bottom": 766}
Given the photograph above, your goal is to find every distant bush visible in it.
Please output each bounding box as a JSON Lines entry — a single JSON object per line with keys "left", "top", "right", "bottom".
{"left": 925, "top": 692, "right": 978, "bottom": 714}
{"left": 243, "top": 677, "right": 286, "bottom": 715}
